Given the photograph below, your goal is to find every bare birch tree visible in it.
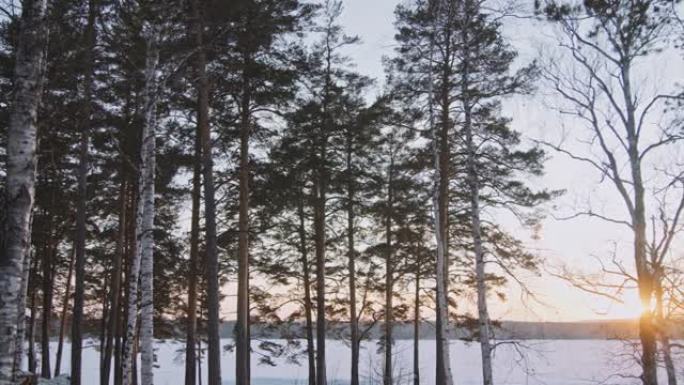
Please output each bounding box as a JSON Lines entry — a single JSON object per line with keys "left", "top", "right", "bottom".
{"left": 539, "top": 1, "right": 683, "bottom": 383}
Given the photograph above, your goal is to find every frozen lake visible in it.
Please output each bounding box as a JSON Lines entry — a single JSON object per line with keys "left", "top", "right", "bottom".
{"left": 29, "top": 339, "right": 683, "bottom": 385}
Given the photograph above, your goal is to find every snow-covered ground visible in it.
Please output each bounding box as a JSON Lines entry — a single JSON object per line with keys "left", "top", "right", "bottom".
{"left": 30, "top": 339, "right": 682, "bottom": 385}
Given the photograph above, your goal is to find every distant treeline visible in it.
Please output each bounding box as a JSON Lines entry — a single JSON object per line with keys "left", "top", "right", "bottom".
{"left": 210, "top": 319, "right": 684, "bottom": 341}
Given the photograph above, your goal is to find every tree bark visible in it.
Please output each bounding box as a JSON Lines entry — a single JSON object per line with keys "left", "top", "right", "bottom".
{"left": 464, "top": 97, "right": 493, "bottom": 385}
{"left": 13, "top": 238, "right": 32, "bottom": 376}
{"left": 185, "top": 2, "right": 205, "bottom": 378}
{"left": 198, "top": 18, "right": 222, "bottom": 385}
{"left": 313, "top": 175, "right": 327, "bottom": 385}
{"left": 314, "top": 33, "right": 334, "bottom": 385}
{"left": 184, "top": 109, "right": 202, "bottom": 385}
{"left": 345, "top": 132, "right": 358, "bottom": 385}
{"left": 459, "top": 6, "right": 493, "bottom": 381}
{"left": 654, "top": 270, "right": 676, "bottom": 385}
{"left": 0, "top": 0, "right": 48, "bottom": 383}
{"left": 197, "top": 337, "right": 202, "bottom": 385}
{"left": 297, "top": 194, "right": 316, "bottom": 385}
{"left": 433, "top": 64, "right": 455, "bottom": 385}
{"left": 27, "top": 256, "right": 39, "bottom": 375}
{"left": 99, "top": 271, "right": 110, "bottom": 374}
{"left": 54, "top": 247, "right": 75, "bottom": 377}
{"left": 70, "top": 95, "right": 89, "bottom": 385}
{"left": 71, "top": 0, "right": 97, "bottom": 382}
{"left": 27, "top": 274, "right": 37, "bottom": 375}
{"left": 621, "top": 60, "right": 657, "bottom": 385}
{"left": 236, "top": 53, "right": 252, "bottom": 385}
{"left": 413, "top": 274, "right": 420, "bottom": 385}
{"left": 122, "top": 26, "right": 159, "bottom": 385}
{"left": 138, "top": 27, "right": 160, "bottom": 385}
{"left": 383, "top": 152, "right": 394, "bottom": 385}
{"left": 118, "top": 195, "right": 135, "bottom": 385}
{"left": 114, "top": 243, "right": 126, "bottom": 385}
{"left": 428, "top": 1, "right": 454, "bottom": 382}
{"left": 40, "top": 238, "right": 55, "bottom": 379}
{"left": 102, "top": 181, "right": 127, "bottom": 385}
{"left": 116, "top": 85, "right": 137, "bottom": 385}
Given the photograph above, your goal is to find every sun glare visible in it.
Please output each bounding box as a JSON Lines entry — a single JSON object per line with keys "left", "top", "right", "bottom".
{"left": 618, "top": 297, "right": 650, "bottom": 320}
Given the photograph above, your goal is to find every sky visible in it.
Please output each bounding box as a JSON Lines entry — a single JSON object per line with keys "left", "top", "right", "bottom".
{"left": 220, "top": 0, "right": 684, "bottom": 323}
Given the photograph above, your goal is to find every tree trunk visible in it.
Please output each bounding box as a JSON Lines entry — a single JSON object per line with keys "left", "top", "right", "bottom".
{"left": 185, "top": 2, "right": 204, "bottom": 378}
{"left": 117, "top": 94, "right": 137, "bottom": 385}
{"left": 184, "top": 114, "right": 202, "bottom": 385}
{"left": 100, "top": 273, "right": 110, "bottom": 375}
{"left": 118, "top": 197, "right": 135, "bottom": 385}
{"left": 313, "top": 174, "right": 327, "bottom": 385}
{"left": 345, "top": 134, "right": 358, "bottom": 385}
{"left": 654, "top": 271, "right": 677, "bottom": 385}
{"left": 428, "top": 0, "right": 454, "bottom": 380}
{"left": 621, "top": 61, "right": 658, "bottom": 385}
{"left": 383, "top": 154, "right": 394, "bottom": 385}
{"left": 470, "top": 171, "right": 493, "bottom": 385}
{"left": 458, "top": 9, "right": 494, "bottom": 379}
{"left": 661, "top": 338, "right": 677, "bottom": 385}
{"left": 236, "top": 55, "right": 252, "bottom": 385}
{"left": 199, "top": 17, "right": 222, "bottom": 385}
{"left": 71, "top": 0, "right": 97, "bottom": 382}
{"left": 413, "top": 274, "right": 420, "bottom": 385}
{"left": 13, "top": 240, "right": 32, "bottom": 376}
{"left": 313, "top": 34, "right": 336, "bottom": 385}
{"left": 54, "top": 247, "right": 75, "bottom": 377}
{"left": 40, "top": 239, "right": 55, "bottom": 379}
{"left": 27, "top": 283, "right": 37, "bottom": 375}
{"left": 70, "top": 100, "right": 89, "bottom": 385}
{"left": 132, "top": 321, "right": 139, "bottom": 385}
{"left": 102, "top": 181, "right": 127, "bottom": 385}
{"left": 432, "top": 81, "right": 454, "bottom": 385}
{"left": 297, "top": 194, "right": 316, "bottom": 385}
{"left": 27, "top": 257, "right": 39, "bottom": 375}
{"left": 122, "top": 26, "right": 160, "bottom": 385}
{"left": 114, "top": 258, "right": 125, "bottom": 385}
{"left": 138, "top": 28, "right": 160, "bottom": 385}
{"left": 197, "top": 338, "right": 202, "bottom": 385}
{"left": 464, "top": 100, "right": 493, "bottom": 385}
{"left": 0, "top": 1, "right": 48, "bottom": 383}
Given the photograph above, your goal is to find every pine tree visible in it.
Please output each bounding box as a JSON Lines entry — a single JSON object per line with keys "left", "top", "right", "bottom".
{"left": 184, "top": 0, "right": 208, "bottom": 383}
{"left": 364, "top": 102, "right": 426, "bottom": 385}
{"left": 390, "top": 1, "right": 462, "bottom": 382}
{"left": 71, "top": 1, "right": 98, "bottom": 382}
{"left": 332, "top": 77, "right": 377, "bottom": 385}
{"left": 447, "top": 2, "right": 547, "bottom": 383}
{"left": 305, "top": 4, "right": 361, "bottom": 383}
{"left": 257, "top": 126, "right": 318, "bottom": 385}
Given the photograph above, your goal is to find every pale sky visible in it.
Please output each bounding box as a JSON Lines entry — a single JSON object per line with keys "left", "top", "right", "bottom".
{"left": 218, "top": 0, "right": 684, "bottom": 323}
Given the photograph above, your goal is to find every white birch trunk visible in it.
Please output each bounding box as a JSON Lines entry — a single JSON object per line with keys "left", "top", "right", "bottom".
{"left": 460, "top": 0, "right": 492, "bottom": 381}
{"left": 122, "top": 25, "right": 160, "bottom": 385}
{"left": 12, "top": 245, "right": 32, "bottom": 375}
{"left": 465, "top": 109, "right": 493, "bottom": 385}
{"left": 0, "top": 1, "right": 48, "bottom": 383}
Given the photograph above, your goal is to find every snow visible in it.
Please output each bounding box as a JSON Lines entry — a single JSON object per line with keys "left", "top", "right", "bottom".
{"left": 27, "top": 339, "right": 682, "bottom": 385}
